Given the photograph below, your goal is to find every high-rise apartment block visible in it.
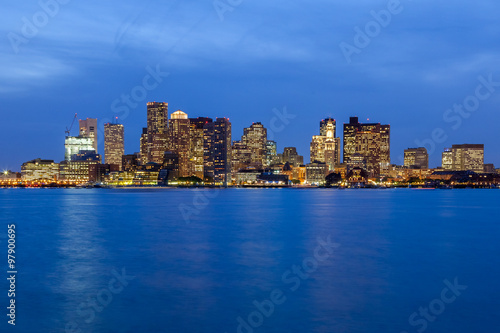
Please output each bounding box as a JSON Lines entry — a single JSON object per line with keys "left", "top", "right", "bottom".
{"left": 104, "top": 123, "right": 124, "bottom": 169}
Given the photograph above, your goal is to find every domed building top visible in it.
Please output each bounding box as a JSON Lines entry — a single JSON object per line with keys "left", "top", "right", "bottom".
{"left": 171, "top": 110, "right": 188, "bottom": 120}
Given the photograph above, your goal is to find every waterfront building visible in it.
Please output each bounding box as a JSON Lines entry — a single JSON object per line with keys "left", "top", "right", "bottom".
{"left": 442, "top": 149, "right": 453, "bottom": 170}
{"left": 104, "top": 123, "right": 124, "bottom": 169}
{"left": 305, "top": 162, "right": 328, "bottom": 185}
{"left": 189, "top": 117, "right": 213, "bottom": 179}
{"left": 241, "top": 122, "right": 267, "bottom": 168}
{"left": 265, "top": 140, "right": 277, "bottom": 167}
{"left": 404, "top": 147, "right": 429, "bottom": 169}
{"left": 139, "top": 127, "right": 148, "bottom": 165}
{"left": 451, "top": 144, "right": 484, "bottom": 172}
{"left": 343, "top": 116, "right": 390, "bottom": 177}
{"left": 311, "top": 118, "right": 341, "bottom": 170}
{"left": 232, "top": 141, "right": 252, "bottom": 173}
{"left": 168, "top": 110, "right": 191, "bottom": 177}
{"left": 21, "top": 159, "right": 59, "bottom": 181}
{"left": 147, "top": 102, "right": 169, "bottom": 164}
{"left": 204, "top": 118, "right": 232, "bottom": 185}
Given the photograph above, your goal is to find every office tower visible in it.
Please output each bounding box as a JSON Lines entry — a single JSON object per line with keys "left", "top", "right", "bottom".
{"left": 104, "top": 123, "right": 124, "bottom": 170}
{"left": 139, "top": 128, "right": 148, "bottom": 165}
{"left": 310, "top": 118, "right": 341, "bottom": 170}
{"left": 168, "top": 110, "right": 191, "bottom": 177}
{"left": 241, "top": 122, "right": 267, "bottom": 168}
{"left": 283, "top": 147, "right": 304, "bottom": 166}
{"left": 343, "top": 117, "right": 390, "bottom": 177}
{"left": 450, "top": 144, "right": 484, "bottom": 172}
{"left": 147, "top": 102, "right": 168, "bottom": 164}
{"left": 59, "top": 151, "right": 101, "bottom": 182}
{"left": 204, "top": 118, "right": 232, "bottom": 185}
{"left": 64, "top": 136, "right": 95, "bottom": 161}
{"left": 79, "top": 118, "right": 98, "bottom": 152}
{"left": 232, "top": 141, "right": 252, "bottom": 172}
{"left": 189, "top": 117, "right": 213, "bottom": 179}
{"left": 265, "top": 140, "right": 277, "bottom": 167}
{"left": 442, "top": 149, "right": 453, "bottom": 170}
{"left": 404, "top": 147, "right": 429, "bottom": 169}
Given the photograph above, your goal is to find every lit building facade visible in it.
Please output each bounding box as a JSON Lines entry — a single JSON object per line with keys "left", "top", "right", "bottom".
{"left": 241, "top": 122, "right": 267, "bottom": 168}
{"left": 104, "top": 123, "right": 124, "bottom": 169}
{"left": 404, "top": 147, "right": 429, "bottom": 169}
{"left": 310, "top": 118, "right": 341, "bottom": 170}
{"left": 147, "top": 102, "right": 169, "bottom": 164}
{"left": 450, "top": 144, "right": 484, "bottom": 172}
{"left": 343, "top": 117, "right": 390, "bottom": 177}
{"left": 190, "top": 117, "right": 213, "bottom": 179}
{"left": 21, "top": 159, "right": 60, "bottom": 181}
{"left": 79, "top": 118, "right": 98, "bottom": 152}
{"left": 168, "top": 110, "right": 191, "bottom": 177}
{"left": 204, "top": 118, "right": 232, "bottom": 185}
{"left": 305, "top": 162, "right": 328, "bottom": 185}
{"left": 442, "top": 149, "right": 453, "bottom": 170}
{"left": 232, "top": 141, "right": 252, "bottom": 173}
{"left": 64, "top": 136, "right": 95, "bottom": 161}
{"left": 265, "top": 140, "right": 277, "bottom": 167}
{"left": 139, "top": 127, "right": 148, "bottom": 165}
{"left": 283, "top": 147, "right": 304, "bottom": 167}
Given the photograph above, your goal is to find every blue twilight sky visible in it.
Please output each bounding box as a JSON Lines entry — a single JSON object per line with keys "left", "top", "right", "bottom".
{"left": 1, "top": 0, "right": 500, "bottom": 171}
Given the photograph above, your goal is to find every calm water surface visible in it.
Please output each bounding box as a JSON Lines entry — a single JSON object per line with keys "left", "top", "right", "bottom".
{"left": 0, "top": 188, "right": 498, "bottom": 333}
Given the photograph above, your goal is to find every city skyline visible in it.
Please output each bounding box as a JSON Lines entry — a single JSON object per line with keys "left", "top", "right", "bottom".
{"left": 2, "top": 2, "right": 500, "bottom": 170}
{"left": 2, "top": 103, "right": 497, "bottom": 172}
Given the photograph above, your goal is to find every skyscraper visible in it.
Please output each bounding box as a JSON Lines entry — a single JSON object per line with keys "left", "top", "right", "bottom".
{"left": 241, "top": 122, "right": 267, "bottom": 168}
{"left": 343, "top": 117, "right": 390, "bottom": 177}
{"left": 147, "top": 102, "right": 168, "bottom": 164}
{"left": 204, "top": 118, "right": 232, "bottom": 185}
{"left": 189, "top": 117, "right": 213, "bottom": 179}
{"left": 310, "top": 118, "right": 341, "bottom": 170}
{"left": 104, "top": 123, "right": 124, "bottom": 170}
{"left": 79, "top": 118, "right": 98, "bottom": 152}
{"left": 265, "top": 140, "right": 277, "bottom": 167}
{"left": 404, "top": 147, "right": 429, "bottom": 169}
{"left": 443, "top": 144, "right": 484, "bottom": 172}
{"left": 139, "top": 127, "right": 148, "bottom": 165}
{"left": 64, "top": 136, "right": 95, "bottom": 161}
{"left": 168, "top": 110, "right": 191, "bottom": 177}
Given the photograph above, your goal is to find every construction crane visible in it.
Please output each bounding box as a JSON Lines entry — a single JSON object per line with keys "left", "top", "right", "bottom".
{"left": 65, "top": 113, "right": 78, "bottom": 137}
